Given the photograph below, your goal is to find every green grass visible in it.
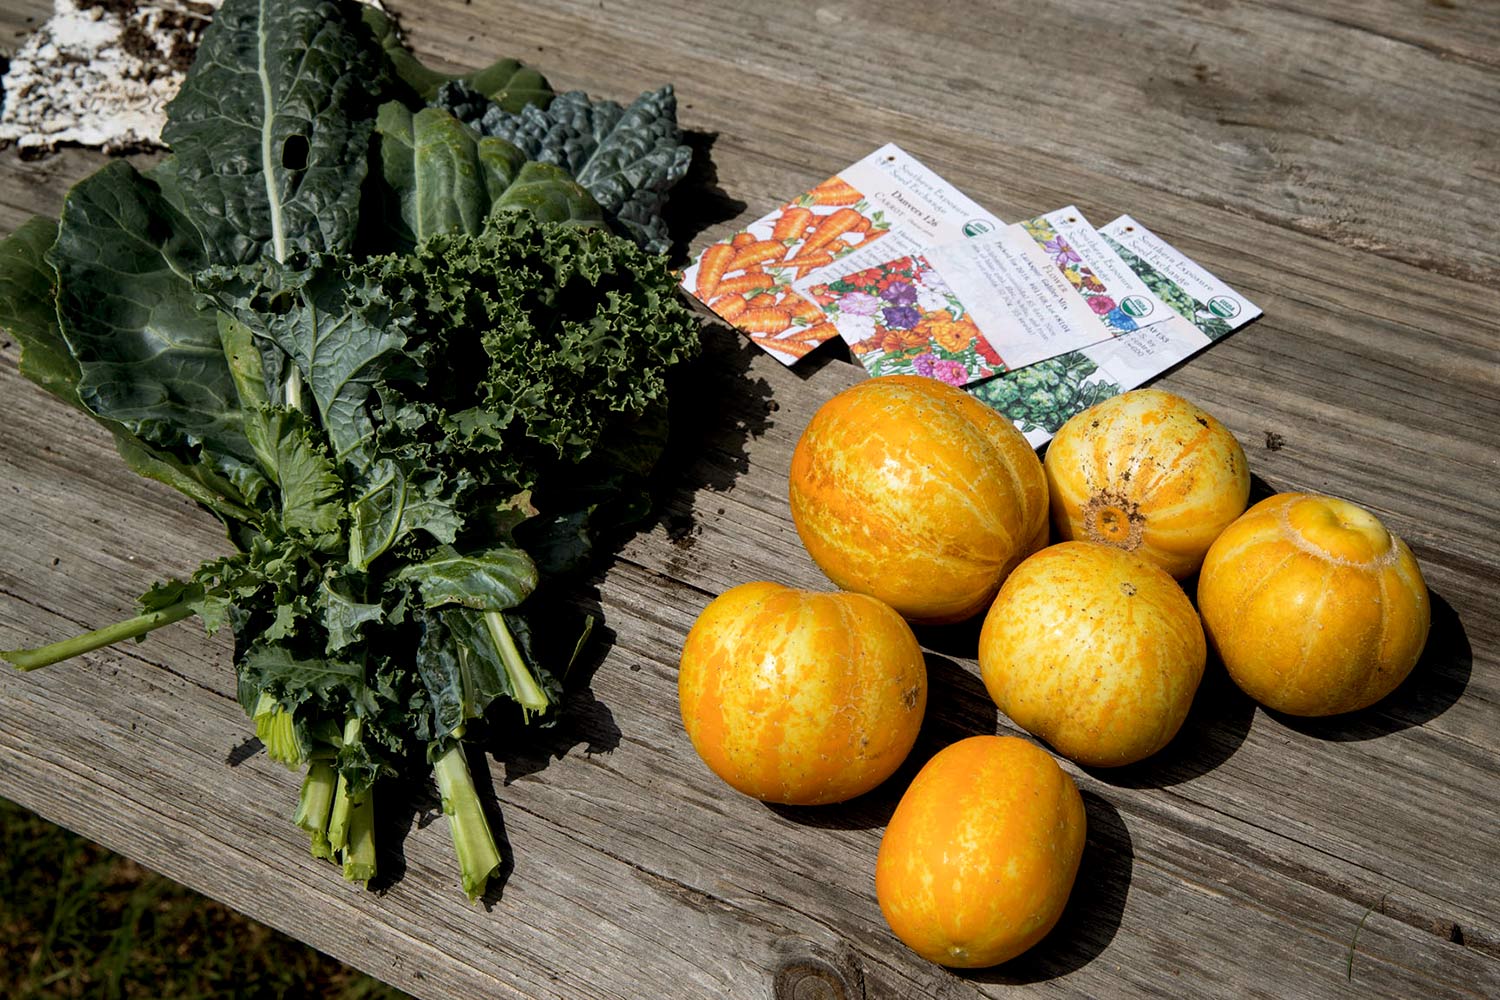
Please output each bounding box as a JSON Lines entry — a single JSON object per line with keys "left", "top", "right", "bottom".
{"left": 0, "top": 797, "right": 411, "bottom": 1000}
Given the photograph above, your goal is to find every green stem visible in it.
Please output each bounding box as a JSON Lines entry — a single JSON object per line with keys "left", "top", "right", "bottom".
{"left": 327, "top": 772, "right": 353, "bottom": 855}
{"left": 433, "top": 743, "right": 501, "bottom": 903}
{"left": 252, "top": 692, "right": 303, "bottom": 767}
{"left": 482, "top": 611, "right": 550, "bottom": 718}
{"left": 324, "top": 717, "right": 364, "bottom": 855}
{"left": 293, "top": 763, "right": 337, "bottom": 861}
{"left": 2, "top": 602, "right": 195, "bottom": 671}
{"left": 341, "top": 791, "right": 377, "bottom": 886}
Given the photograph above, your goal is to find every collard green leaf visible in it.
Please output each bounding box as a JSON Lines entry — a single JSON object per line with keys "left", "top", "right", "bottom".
{"left": 491, "top": 161, "right": 604, "bottom": 227}
{"left": 362, "top": 7, "right": 552, "bottom": 112}
{"left": 161, "top": 0, "right": 388, "bottom": 263}
{"left": 0, "top": 216, "right": 78, "bottom": 408}
{"left": 396, "top": 545, "right": 537, "bottom": 612}
{"left": 375, "top": 102, "right": 525, "bottom": 243}
{"left": 47, "top": 160, "right": 257, "bottom": 474}
{"left": 374, "top": 102, "right": 599, "bottom": 246}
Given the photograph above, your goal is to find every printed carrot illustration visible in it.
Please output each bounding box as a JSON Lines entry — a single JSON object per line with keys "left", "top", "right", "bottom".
{"left": 713, "top": 272, "right": 777, "bottom": 297}
{"left": 807, "top": 177, "right": 862, "bottom": 206}
{"left": 712, "top": 293, "right": 749, "bottom": 322}
{"left": 750, "top": 333, "right": 817, "bottom": 358}
{"left": 748, "top": 292, "right": 780, "bottom": 309}
{"left": 801, "top": 208, "right": 866, "bottom": 257}
{"left": 786, "top": 321, "right": 838, "bottom": 343}
{"left": 786, "top": 296, "right": 823, "bottom": 322}
{"left": 728, "top": 239, "right": 790, "bottom": 271}
{"left": 738, "top": 307, "right": 792, "bottom": 334}
{"left": 731, "top": 232, "right": 757, "bottom": 247}
{"left": 783, "top": 248, "right": 835, "bottom": 269}
{"left": 772, "top": 206, "right": 814, "bottom": 243}
{"left": 695, "top": 243, "right": 736, "bottom": 300}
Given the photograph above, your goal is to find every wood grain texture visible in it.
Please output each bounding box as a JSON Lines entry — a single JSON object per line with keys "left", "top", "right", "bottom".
{"left": 1, "top": 0, "right": 1498, "bottom": 998}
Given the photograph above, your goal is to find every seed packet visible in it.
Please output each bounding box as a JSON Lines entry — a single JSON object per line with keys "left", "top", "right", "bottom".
{"left": 810, "top": 208, "right": 1146, "bottom": 386}
{"left": 680, "top": 144, "right": 1002, "bottom": 366}
{"left": 969, "top": 216, "right": 1261, "bottom": 447}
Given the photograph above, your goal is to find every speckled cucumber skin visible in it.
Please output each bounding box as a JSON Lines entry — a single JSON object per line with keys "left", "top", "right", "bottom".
{"left": 978, "top": 541, "right": 1207, "bottom": 767}
{"left": 1045, "top": 388, "right": 1250, "bottom": 579}
{"left": 789, "top": 376, "right": 1049, "bottom": 625}
{"left": 1198, "top": 493, "right": 1430, "bottom": 716}
{"left": 875, "top": 735, "right": 1086, "bottom": 968}
{"left": 677, "top": 582, "right": 926, "bottom": 806}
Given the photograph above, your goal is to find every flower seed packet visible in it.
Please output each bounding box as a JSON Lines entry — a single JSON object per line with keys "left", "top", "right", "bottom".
{"left": 811, "top": 208, "right": 1146, "bottom": 386}
{"left": 680, "top": 144, "right": 1002, "bottom": 366}
{"left": 969, "top": 216, "right": 1261, "bottom": 447}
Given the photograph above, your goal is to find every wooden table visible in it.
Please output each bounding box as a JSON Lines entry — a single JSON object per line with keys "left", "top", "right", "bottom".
{"left": 2, "top": 1, "right": 1497, "bottom": 997}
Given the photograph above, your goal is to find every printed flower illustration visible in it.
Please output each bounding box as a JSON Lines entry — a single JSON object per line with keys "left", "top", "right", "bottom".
{"left": 838, "top": 291, "right": 883, "bottom": 316}
{"left": 883, "top": 304, "right": 921, "bottom": 330}
{"left": 911, "top": 353, "right": 970, "bottom": 386}
{"left": 1087, "top": 295, "right": 1117, "bottom": 316}
{"left": 1105, "top": 308, "right": 1138, "bottom": 332}
{"left": 974, "top": 334, "right": 1004, "bottom": 367}
{"left": 1043, "top": 236, "right": 1082, "bottom": 267}
{"left": 1080, "top": 273, "right": 1107, "bottom": 294}
{"left": 880, "top": 279, "right": 918, "bottom": 305}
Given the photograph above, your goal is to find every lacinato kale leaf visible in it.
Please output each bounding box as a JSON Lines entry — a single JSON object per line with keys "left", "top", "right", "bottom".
{"left": 438, "top": 84, "right": 692, "bottom": 254}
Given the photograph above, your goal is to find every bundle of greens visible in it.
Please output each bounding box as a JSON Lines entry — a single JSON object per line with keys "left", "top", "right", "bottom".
{"left": 0, "top": 0, "right": 701, "bottom": 900}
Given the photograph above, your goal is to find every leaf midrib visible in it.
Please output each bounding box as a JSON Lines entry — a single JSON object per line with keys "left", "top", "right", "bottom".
{"left": 257, "top": 0, "right": 286, "bottom": 262}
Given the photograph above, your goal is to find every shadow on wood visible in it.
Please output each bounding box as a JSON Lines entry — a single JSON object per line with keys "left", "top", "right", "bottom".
{"left": 662, "top": 130, "right": 747, "bottom": 267}
{"left": 765, "top": 653, "right": 1000, "bottom": 832}
{"left": 1085, "top": 654, "right": 1256, "bottom": 789}
{"left": 963, "top": 790, "right": 1133, "bottom": 985}
{"left": 1266, "top": 590, "right": 1471, "bottom": 741}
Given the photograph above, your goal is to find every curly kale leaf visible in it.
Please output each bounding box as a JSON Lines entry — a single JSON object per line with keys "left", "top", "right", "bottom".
{"left": 359, "top": 214, "right": 701, "bottom": 518}
{"left": 437, "top": 83, "right": 692, "bottom": 254}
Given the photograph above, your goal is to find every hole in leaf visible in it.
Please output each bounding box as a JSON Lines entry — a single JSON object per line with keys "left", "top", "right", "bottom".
{"left": 281, "top": 134, "right": 310, "bottom": 170}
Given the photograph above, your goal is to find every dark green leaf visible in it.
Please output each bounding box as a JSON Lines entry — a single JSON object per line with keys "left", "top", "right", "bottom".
{"left": 396, "top": 545, "right": 537, "bottom": 612}
{"left": 0, "top": 216, "right": 79, "bottom": 408}
{"left": 161, "top": 0, "right": 388, "bottom": 264}
{"left": 244, "top": 405, "right": 344, "bottom": 544}
{"left": 47, "top": 160, "right": 258, "bottom": 475}
{"left": 362, "top": 7, "right": 552, "bottom": 112}
{"left": 201, "top": 254, "right": 408, "bottom": 471}
{"left": 319, "top": 578, "right": 385, "bottom": 653}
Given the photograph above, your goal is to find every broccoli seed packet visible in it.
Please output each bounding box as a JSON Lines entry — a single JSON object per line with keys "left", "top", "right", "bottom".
{"left": 969, "top": 216, "right": 1261, "bottom": 447}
